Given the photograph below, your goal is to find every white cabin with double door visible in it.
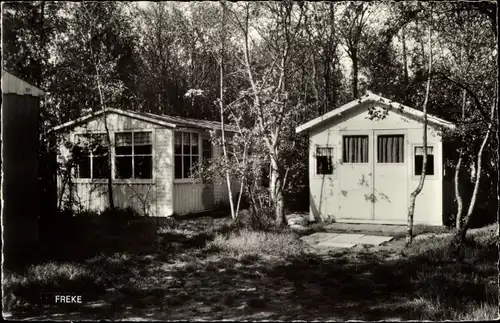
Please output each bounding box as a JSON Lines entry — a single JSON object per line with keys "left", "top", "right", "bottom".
{"left": 52, "top": 108, "right": 238, "bottom": 216}
{"left": 296, "top": 92, "right": 455, "bottom": 226}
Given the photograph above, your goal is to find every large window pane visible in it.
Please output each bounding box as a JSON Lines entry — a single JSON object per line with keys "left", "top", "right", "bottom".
{"left": 183, "top": 132, "right": 190, "bottom": 155}
{"left": 76, "top": 155, "right": 91, "bottom": 178}
{"left": 134, "top": 132, "right": 152, "bottom": 145}
{"left": 174, "top": 132, "right": 182, "bottom": 155}
{"left": 115, "top": 133, "right": 132, "bottom": 146}
{"left": 202, "top": 138, "right": 212, "bottom": 160}
{"left": 183, "top": 155, "right": 191, "bottom": 178}
{"left": 116, "top": 156, "right": 133, "bottom": 179}
{"left": 134, "top": 144, "right": 152, "bottom": 155}
{"left": 191, "top": 133, "right": 199, "bottom": 155}
{"left": 93, "top": 156, "right": 108, "bottom": 179}
{"left": 134, "top": 156, "right": 152, "bottom": 179}
{"left": 175, "top": 156, "right": 182, "bottom": 179}
{"left": 116, "top": 145, "right": 132, "bottom": 155}
{"left": 134, "top": 133, "right": 152, "bottom": 154}
{"left": 116, "top": 133, "right": 132, "bottom": 155}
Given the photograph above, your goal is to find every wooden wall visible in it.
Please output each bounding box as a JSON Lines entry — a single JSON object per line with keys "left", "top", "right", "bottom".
{"left": 57, "top": 112, "right": 174, "bottom": 217}
{"left": 2, "top": 93, "right": 40, "bottom": 260}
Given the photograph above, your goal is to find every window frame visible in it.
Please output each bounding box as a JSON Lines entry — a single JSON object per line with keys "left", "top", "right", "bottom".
{"left": 342, "top": 135, "right": 370, "bottom": 164}
{"left": 72, "top": 129, "right": 155, "bottom": 184}
{"left": 412, "top": 144, "right": 438, "bottom": 180}
{"left": 72, "top": 132, "right": 110, "bottom": 182}
{"left": 314, "top": 145, "right": 336, "bottom": 177}
{"left": 114, "top": 130, "right": 154, "bottom": 182}
{"left": 173, "top": 130, "right": 206, "bottom": 183}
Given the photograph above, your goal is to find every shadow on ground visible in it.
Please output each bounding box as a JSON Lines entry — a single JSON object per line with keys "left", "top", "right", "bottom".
{"left": 5, "top": 217, "right": 498, "bottom": 321}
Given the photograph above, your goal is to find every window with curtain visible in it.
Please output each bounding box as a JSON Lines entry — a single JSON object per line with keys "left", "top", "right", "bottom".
{"left": 74, "top": 133, "right": 109, "bottom": 179}
{"left": 115, "top": 131, "right": 152, "bottom": 179}
{"left": 174, "top": 132, "right": 199, "bottom": 179}
{"left": 316, "top": 147, "right": 334, "bottom": 175}
{"left": 414, "top": 146, "right": 434, "bottom": 175}
{"left": 343, "top": 135, "right": 369, "bottom": 163}
{"left": 377, "top": 135, "right": 405, "bottom": 163}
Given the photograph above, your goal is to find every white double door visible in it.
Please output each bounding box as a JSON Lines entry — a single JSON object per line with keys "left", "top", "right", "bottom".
{"left": 338, "top": 130, "right": 408, "bottom": 222}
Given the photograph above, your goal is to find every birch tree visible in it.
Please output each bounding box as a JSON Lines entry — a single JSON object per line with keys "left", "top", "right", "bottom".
{"left": 226, "top": 1, "right": 307, "bottom": 226}
{"left": 406, "top": 10, "right": 433, "bottom": 247}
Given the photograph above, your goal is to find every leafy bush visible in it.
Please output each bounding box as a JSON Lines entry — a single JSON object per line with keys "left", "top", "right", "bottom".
{"left": 469, "top": 223, "right": 498, "bottom": 248}
{"left": 234, "top": 208, "right": 276, "bottom": 231}
{"left": 101, "top": 206, "right": 140, "bottom": 219}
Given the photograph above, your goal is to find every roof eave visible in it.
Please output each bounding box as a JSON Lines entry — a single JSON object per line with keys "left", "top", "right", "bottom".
{"left": 49, "top": 108, "right": 178, "bottom": 133}
{"left": 296, "top": 93, "right": 456, "bottom": 133}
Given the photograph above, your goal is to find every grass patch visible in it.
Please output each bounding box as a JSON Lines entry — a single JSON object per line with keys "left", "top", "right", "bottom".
{"left": 208, "top": 229, "right": 303, "bottom": 259}
{"left": 456, "top": 302, "right": 499, "bottom": 320}
{"left": 5, "top": 212, "right": 497, "bottom": 321}
{"left": 3, "top": 262, "right": 106, "bottom": 312}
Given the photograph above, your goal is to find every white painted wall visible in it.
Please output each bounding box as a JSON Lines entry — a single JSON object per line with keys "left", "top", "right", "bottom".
{"left": 308, "top": 102, "right": 444, "bottom": 225}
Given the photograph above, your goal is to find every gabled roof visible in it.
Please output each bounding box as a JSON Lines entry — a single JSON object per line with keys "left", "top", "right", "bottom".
{"left": 296, "top": 92, "right": 455, "bottom": 133}
{"left": 1, "top": 70, "right": 45, "bottom": 96}
{"left": 50, "top": 108, "right": 237, "bottom": 133}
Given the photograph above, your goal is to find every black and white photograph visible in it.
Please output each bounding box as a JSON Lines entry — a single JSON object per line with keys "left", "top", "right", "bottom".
{"left": 1, "top": 0, "right": 498, "bottom": 320}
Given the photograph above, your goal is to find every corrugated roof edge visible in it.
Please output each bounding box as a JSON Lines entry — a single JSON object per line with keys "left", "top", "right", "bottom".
{"left": 49, "top": 108, "right": 238, "bottom": 133}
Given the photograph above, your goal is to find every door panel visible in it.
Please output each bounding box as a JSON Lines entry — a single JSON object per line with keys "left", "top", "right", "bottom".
{"left": 373, "top": 132, "right": 408, "bottom": 222}
{"left": 338, "top": 134, "right": 373, "bottom": 220}
{"left": 338, "top": 164, "right": 373, "bottom": 219}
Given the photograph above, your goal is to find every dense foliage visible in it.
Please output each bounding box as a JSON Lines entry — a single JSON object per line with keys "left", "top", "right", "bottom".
{"left": 2, "top": 1, "right": 497, "bottom": 228}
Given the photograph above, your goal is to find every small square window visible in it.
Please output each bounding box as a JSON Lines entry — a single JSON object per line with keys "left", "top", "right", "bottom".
{"left": 316, "top": 147, "right": 334, "bottom": 175}
{"left": 378, "top": 135, "right": 405, "bottom": 163}
{"left": 415, "top": 146, "right": 434, "bottom": 175}
{"left": 343, "top": 135, "right": 369, "bottom": 163}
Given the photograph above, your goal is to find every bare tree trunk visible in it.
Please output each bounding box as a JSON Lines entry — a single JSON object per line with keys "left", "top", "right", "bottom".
{"left": 234, "top": 143, "right": 249, "bottom": 216}
{"left": 406, "top": 19, "right": 432, "bottom": 247}
{"left": 85, "top": 6, "right": 115, "bottom": 210}
{"left": 457, "top": 94, "right": 496, "bottom": 243}
{"left": 93, "top": 58, "right": 115, "bottom": 209}
{"left": 270, "top": 153, "right": 285, "bottom": 226}
{"left": 351, "top": 50, "right": 359, "bottom": 99}
{"left": 101, "top": 109, "right": 115, "bottom": 210}
{"left": 310, "top": 54, "right": 321, "bottom": 115}
{"left": 402, "top": 25, "right": 409, "bottom": 100}
{"left": 218, "top": 2, "right": 236, "bottom": 220}
{"left": 454, "top": 89, "right": 467, "bottom": 230}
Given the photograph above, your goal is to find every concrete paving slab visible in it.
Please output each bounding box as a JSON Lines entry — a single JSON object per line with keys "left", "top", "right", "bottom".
{"left": 316, "top": 240, "right": 356, "bottom": 248}
{"left": 300, "top": 232, "right": 339, "bottom": 245}
{"left": 329, "top": 233, "right": 366, "bottom": 244}
{"left": 357, "top": 235, "right": 394, "bottom": 246}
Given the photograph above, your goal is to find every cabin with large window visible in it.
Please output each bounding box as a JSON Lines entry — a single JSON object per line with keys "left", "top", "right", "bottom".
{"left": 52, "top": 108, "right": 237, "bottom": 216}
{"left": 296, "top": 92, "right": 455, "bottom": 226}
